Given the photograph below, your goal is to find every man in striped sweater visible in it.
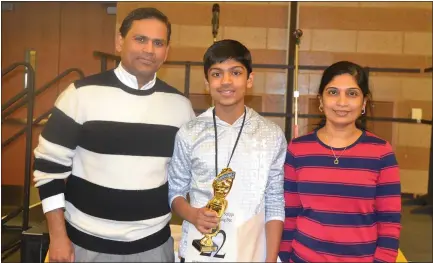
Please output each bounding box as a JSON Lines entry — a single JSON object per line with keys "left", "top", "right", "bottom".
{"left": 33, "top": 7, "right": 195, "bottom": 262}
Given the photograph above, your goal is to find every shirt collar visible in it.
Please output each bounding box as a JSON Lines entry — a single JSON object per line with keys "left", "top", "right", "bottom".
{"left": 114, "top": 62, "right": 156, "bottom": 90}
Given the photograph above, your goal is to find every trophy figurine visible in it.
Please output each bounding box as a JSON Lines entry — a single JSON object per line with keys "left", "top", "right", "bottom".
{"left": 192, "top": 168, "right": 236, "bottom": 253}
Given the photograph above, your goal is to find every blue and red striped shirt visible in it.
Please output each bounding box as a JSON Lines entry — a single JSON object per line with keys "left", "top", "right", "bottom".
{"left": 279, "top": 130, "right": 401, "bottom": 262}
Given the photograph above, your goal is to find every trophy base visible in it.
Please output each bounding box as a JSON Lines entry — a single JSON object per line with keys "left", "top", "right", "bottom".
{"left": 192, "top": 239, "right": 218, "bottom": 253}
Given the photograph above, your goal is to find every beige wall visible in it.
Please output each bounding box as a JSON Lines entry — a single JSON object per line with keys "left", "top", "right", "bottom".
{"left": 116, "top": 1, "right": 291, "bottom": 126}
{"left": 296, "top": 2, "right": 432, "bottom": 195}
{"left": 116, "top": 2, "right": 433, "bottom": 194}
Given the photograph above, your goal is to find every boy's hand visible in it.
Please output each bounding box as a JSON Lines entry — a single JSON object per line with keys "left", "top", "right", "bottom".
{"left": 192, "top": 207, "right": 219, "bottom": 234}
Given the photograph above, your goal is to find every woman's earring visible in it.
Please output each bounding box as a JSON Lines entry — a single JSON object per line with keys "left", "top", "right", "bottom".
{"left": 361, "top": 108, "right": 366, "bottom": 115}
{"left": 319, "top": 105, "right": 323, "bottom": 112}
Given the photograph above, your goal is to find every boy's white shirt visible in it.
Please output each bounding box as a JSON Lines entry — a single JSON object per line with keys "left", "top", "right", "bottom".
{"left": 168, "top": 106, "right": 287, "bottom": 262}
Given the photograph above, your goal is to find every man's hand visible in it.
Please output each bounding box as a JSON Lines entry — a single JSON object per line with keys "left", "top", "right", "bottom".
{"left": 191, "top": 207, "right": 219, "bottom": 234}
{"left": 45, "top": 209, "right": 74, "bottom": 262}
{"left": 48, "top": 235, "right": 74, "bottom": 262}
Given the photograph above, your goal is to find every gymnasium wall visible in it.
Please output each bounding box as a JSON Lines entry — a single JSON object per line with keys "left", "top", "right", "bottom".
{"left": 116, "top": 2, "right": 291, "bottom": 125}
{"left": 1, "top": 2, "right": 431, "bottom": 197}
{"left": 296, "top": 2, "right": 432, "bottom": 195}
{"left": 117, "top": 1, "right": 432, "bottom": 194}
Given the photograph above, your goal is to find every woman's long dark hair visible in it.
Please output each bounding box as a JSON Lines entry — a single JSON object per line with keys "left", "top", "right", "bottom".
{"left": 316, "top": 61, "right": 373, "bottom": 130}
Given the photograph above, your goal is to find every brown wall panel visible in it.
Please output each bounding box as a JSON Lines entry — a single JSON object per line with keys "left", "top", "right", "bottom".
{"left": 58, "top": 2, "right": 116, "bottom": 84}
{"left": 262, "top": 94, "right": 285, "bottom": 113}
{"left": 395, "top": 146, "right": 431, "bottom": 170}
{"left": 300, "top": 6, "right": 432, "bottom": 32}
{"left": 396, "top": 100, "right": 432, "bottom": 120}
{"left": 2, "top": 2, "right": 61, "bottom": 186}
{"left": 307, "top": 97, "right": 322, "bottom": 132}
{"left": 189, "top": 94, "right": 213, "bottom": 111}
{"left": 1, "top": 2, "right": 116, "bottom": 186}
{"left": 366, "top": 101, "right": 394, "bottom": 143}
{"left": 1, "top": 2, "right": 61, "bottom": 118}
{"left": 1, "top": 126, "right": 44, "bottom": 186}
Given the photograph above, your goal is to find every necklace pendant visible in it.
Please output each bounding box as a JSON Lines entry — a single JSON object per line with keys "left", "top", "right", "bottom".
{"left": 334, "top": 159, "right": 339, "bottom": 165}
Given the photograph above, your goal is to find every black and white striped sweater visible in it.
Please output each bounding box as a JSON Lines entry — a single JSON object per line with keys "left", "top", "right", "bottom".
{"left": 33, "top": 69, "right": 195, "bottom": 254}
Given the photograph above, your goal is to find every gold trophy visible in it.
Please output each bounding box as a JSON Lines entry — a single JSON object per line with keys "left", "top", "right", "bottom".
{"left": 192, "top": 168, "right": 236, "bottom": 253}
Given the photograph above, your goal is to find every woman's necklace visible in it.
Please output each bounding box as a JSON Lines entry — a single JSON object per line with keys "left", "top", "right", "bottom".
{"left": 325, "top": 134, "right": 347, "bottom": 165}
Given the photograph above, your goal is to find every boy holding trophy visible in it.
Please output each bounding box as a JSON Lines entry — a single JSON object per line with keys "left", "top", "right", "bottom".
{"left": 168, "top": 39, "right": 286, "bottom": 262}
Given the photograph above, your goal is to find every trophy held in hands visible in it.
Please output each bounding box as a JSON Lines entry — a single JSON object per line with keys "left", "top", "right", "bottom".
{"left": 192, "top": 168, "right": 235, "bottom": 253}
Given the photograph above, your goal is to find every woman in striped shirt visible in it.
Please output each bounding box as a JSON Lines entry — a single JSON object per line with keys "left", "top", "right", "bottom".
{"left": 279, "top": 61, "right": 401, "bottom": 262}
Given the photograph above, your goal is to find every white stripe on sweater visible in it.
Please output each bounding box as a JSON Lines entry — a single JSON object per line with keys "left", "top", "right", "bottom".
{"left": 72, "top": 146, "right": 169, "bottom": 190}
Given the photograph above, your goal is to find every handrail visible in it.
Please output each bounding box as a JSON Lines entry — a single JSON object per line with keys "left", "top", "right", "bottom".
{"left": 2, "top": 68, "right": 85, "bottom": 121}
{"left": 1, "top": 239, "right": 21, "bottom": 257}
{"left": 1, "top": 63, "right": 36, "bottom": 233}
{"left": 1, "top": 62, "right": 34, "bottom": 77}
{"left": 2, "top": 124, "right": 28, "bottom": 148}
{"left": 94, "top": 50, "right": 430, "bottom": 125}
{"left": 1, "top": 62, "right": 34, "bottom": 112}
{"left": 1, "top": 109, "right": 53, "bottom": 149}
{"left": 2, "top": 68, "right": 85, "bottom": 147}
{"left": 1, "top": 61, "right": 35, "bottom": 257}
{"left": 1, "top": 89, "right": 27, "bottom": 111}
{"left": 1, "top": 206, "right": 23, "bottom": 225}
{"left": 1, "top": 63, "right": 84, "bottom": 235}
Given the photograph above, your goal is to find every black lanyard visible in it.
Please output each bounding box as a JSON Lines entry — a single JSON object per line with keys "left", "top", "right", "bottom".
{"left": 212, "top": 107, "right": 247, "bottom": 177}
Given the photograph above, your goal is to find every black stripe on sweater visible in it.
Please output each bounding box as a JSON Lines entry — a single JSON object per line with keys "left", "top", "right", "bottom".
{"left": 79, "top": 121, "right": 178, "bottom": 157}
{"left": 39, "top": 179, "right": 66, "bottom": 200}
{"left": 41, "top": 107, "right": 81, "bottom": 150}
{"left": 65, "top": 175, "right": 170, "bottom": 221}
{"left": 34, "top": 158, "right": 71, "bottom": 174}
{"left": 66, "top": 221, "right": 171, "bottom": 255}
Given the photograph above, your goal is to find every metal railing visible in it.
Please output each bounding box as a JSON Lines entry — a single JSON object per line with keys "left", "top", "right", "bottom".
{"left": 93, "top": 50, "right": 432, "bottom": 129}
{"left": 2, "top": 68, "right": 85, "bottom": 149}
{"left": 2, "top": 68, "right": 85, "bottom": 122}
{"left": 93, "top": 51, "right": 433, "bottom": 214}
{"left": 1, "top": 63, "right": 85, "bottom": 254}
{"left": 2, "top": 62, "right": 35, "bottom": 237}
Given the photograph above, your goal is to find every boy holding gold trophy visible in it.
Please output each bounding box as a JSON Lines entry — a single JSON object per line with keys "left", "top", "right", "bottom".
{"left": 168, "top": 39, "right": 287, "bottom": 262}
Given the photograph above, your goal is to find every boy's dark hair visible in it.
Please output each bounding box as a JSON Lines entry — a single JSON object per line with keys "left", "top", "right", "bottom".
{"left": 203, "top": 39, "right": 252, "bottom": 79}
{"left": 119, "top": 7, "right": 171, "bottom": 44}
